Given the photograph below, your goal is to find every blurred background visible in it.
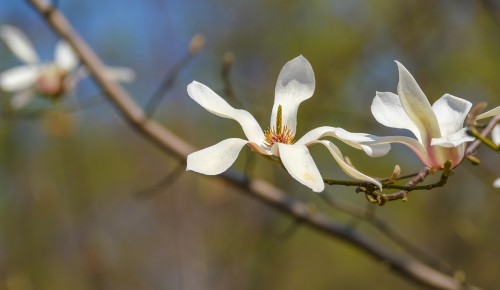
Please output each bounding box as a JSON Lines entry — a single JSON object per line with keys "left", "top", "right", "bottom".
{"left": 0, "top": 0, "right": 499, "bottom": 289}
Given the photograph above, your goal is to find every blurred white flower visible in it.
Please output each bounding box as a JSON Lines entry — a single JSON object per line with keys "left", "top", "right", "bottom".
{"left": 492, "top": 125, "right": 500, "bottom": 189}
{"left": 370, "top": 61, "right": 499, "bottom": 170}
{"left": 0, "top": 25, "right": 135, "bottom": 109}
{"left": 186, "top": 56, "right": 390, "bottom": 192}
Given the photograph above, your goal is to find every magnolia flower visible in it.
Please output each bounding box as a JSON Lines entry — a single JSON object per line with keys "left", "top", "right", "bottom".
{"left": 370, "top": 61, "right": 499, "bottom": 170}
{"left": 492, "top": 125, "right": 500, "bottom": 188}
{"left": 186, "top": 56, "right": 390, "bottom": 192}
{"left": 0, "top": 25, "right": 135, "bottom": 109}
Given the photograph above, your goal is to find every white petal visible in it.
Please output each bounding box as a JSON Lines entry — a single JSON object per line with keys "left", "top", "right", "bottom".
{"left": 431, "top": 128, "right": 475, "bottom": 147}
{"left": 476, "top": 106, "right": 500, "bottom": 120}
{"left": 370, "top": 135, "right": 432, "bottom": 167}
{"left": 395, "top": 61, "right": 441, "bottom": 140}
{"left": 186, "top": 138, "right": 248, "bottom": 175}
{"left": 11, "top": 90, "right": 35, "bottom": 109}
{"left": 0, "top": 25, "right": 39, "bottom": 64}
{"left": 104, "top": 66, "right": 136, "bottom": 82}
{"left": 371, "top": 91, "right": 422, "bottom": 142}
{"left": 296, "top": 126, "right": 391, "bottom": 157}
{"left": 277, "top": 143, "right": 324, "bottom": 192}
{"left": 187, "top": 81, "right": 264, "bottom": 143}
{"left": 55, "top": 41, "right": 78, "bottom": 71}
{"left": 314, "top": 140, "right": 382, "bottom": 190}
{"left": 333, "top": 128, "right": 392, "bottom": 157}
{"left": 493, "top": 178, "right": 500, "bottom": 189}
{"left": 432, "top": 94, "right": 472, "bottom": 137}
{"left": 271, "top": 55, "right": 315, "bottom": 133}
{"left": 295, "top": 126, "right": 338, "bottom": 145}
{"left": 0, "top": 65, "right": 39, "bottom": 92}
{"left": 492, "top": 125, "right": 500, "bottom": 146}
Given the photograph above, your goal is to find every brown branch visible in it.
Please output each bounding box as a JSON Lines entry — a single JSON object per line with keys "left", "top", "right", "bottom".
{"left": 25, "top": 1, "right": 483, "bottom": 289}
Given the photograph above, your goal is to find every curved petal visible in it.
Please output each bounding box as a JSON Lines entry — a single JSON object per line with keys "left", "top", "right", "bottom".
{"left": 104, "top": 66, "right": 136, "bottom": 82}
{"left": 186, "top": 138, "right": 248, "bottom": 175}
{"left": 271, "top": 55, "right": 315, "bottom": 133}
{"left": 371, "top": 91, "right": 422, "bottom": 141}
{"left": 314, "top": 140, "right": 382, "bottom": 190}
{"left": 370, "top": 135, "right": 432, "bottom": 167}
{"left": 11, "top": 89, "right": 35, "bottom": 109}
{"left": 432, "top": 94, "right": 472, "bottom": 137}
{"left": 0, "top": 65, "right": 39, "bottom": 92}
{"left": 476, "top": 106, "right": 500, "bottom": 120}
{"left": 492, "top": 125, "right": 500, "bottom": 146}
{"left": 395, "top": 61, "right": 441, "bottom": 140}
{"left": 296, "top": 126, "right": 391, "bottom": 157}
{"left": 333, "top": 128, "right": 392, "bottom": 157}
{"left": 187, "top": 81, "right": 264, "bottom": 143}
{"left": 296, "top": 126, "right": 338, "bottom": 145}
{"left": 0, "top": 25, "right": 39, "bottom": 64}
{"left": 431, "top": 128, "right": 475, "bottom": 148}
{"left": 55, "top": 41, "right": 78, "bottom": 71}
{"left": 277, "top": 143, "right": 324, "bottom": 192}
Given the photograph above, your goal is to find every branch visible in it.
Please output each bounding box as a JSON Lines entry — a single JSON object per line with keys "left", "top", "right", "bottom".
{"left": 466, "top": 115, "right": 500, "bottom": 155}
{"left": 25, "top": 1, "right": 482, "bottom": 289}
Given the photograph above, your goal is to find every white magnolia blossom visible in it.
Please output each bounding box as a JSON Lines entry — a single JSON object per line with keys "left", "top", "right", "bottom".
{"left": 492, "top": 125, "right": 500, "bottom": 189}
{"left": 0, "top": 25, "right": 135, "bottom": 109}
{"left": 186, "top": 56, "right": 390, "bottom": 192}
{"left": 370, "top": 61, "right": 499, "bottom": 170}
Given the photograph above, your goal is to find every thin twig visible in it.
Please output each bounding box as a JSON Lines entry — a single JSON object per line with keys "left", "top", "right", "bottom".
{"left": 25, "top": 1, "right": 482, "bottom": 289}
{"left": 319, "top": 194, "right": 453, "bottom": 273}
{"left": 144, "top": 34, "right": 205, "bottom": 116}
{"left": 135, "top": 162, "right": 185, "bottom": 199}
{"left": 466, "top": 115, "right": 500, "bottom": 155}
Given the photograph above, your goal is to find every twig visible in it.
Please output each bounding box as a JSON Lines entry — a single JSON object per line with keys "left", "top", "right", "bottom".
{"left": 466, "top": 115, "right": 500, "bottom": 155}
{"left": 143, "top": 34, "right": 205, "bottom": 116}
{"left": 25, "top": 1, "right": 482, "bottom": 289}
{"left": 319, "top": 194, "right": 453, "bottom": 273}
{"left": 135, "top": 162, "right": 185, "bottom": 199}
{"left": 221, "top": 52, "right": 244, "bottom": 108}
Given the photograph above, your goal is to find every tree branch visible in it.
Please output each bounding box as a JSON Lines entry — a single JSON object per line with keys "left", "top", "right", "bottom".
{"left": 25, "top": 0, "right": 482, "bottom": 289}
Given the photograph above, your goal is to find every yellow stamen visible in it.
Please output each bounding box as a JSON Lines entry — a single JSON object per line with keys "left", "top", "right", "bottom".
{"left": 276, "top": 105, "right": 282, "bottom": 134}
{"left": 264, "top": 104, "right": 295, "bottom": 147}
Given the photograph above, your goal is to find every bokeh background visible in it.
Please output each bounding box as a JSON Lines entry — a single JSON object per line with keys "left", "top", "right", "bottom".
{"left": 0, "top": 0, "right": 499, "bottom": 289}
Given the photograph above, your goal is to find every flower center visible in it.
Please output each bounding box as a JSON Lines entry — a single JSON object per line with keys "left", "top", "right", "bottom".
{"left": 35, "top": 65, "right": 69, "bottom": 99}
{"left": 264, "top": 105, "right": 295, "bottom": 147}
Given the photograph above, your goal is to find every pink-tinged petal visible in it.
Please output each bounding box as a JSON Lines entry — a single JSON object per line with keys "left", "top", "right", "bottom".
{"left": 11, "top": 89, "right": 34, "bottom": 109}
{"left": 104, "top": 66, "right": 136, "bottom": 83}
{"left": 296, "top": 126, "right": 391, "bottom": 157}
{"left": 370, "top": 135, "right": 432, "bottom": 167}
{"left": 492, "top": 125, "right": 500, "bottom": 146}
{"left": 476, "top": 106, "right": 500, "bottom": 120}
{"left": 371, "top": 91, "right": 422, "bottom": 142}
{"left": 271, "top": 55, "right": 315, "bottom": 133}
{"left": 0, "top": 65, "right": 39, "bottom": 92}
{"left": 186, "top": 138, "right": 248, "bottom": 175}
{"left": 187, "top": 81, "right": 264, "bottom": 143}
{"left": 0, "top": 25, "right": 39, "bottom": 64}
{"left": 432, "top": 94, "right": 472, "bottom": 137}
{"left": 395, "top": 61, "right": 441, "bottom": 140}
{"left": 277, "top": 143, "right": 324, "bottom": 192}
{"left": 431, "top": 128, "right": 475, "bottom": 148}
{"left": 430, "top": 143, "right": 466, "bottom": 169}
{"left": 54, "top": 41, "right": 78, "bottom": 71}
{"left": 493, "top": 178, "right": 500, "bottom": 189}
{"left": 314, "top": 140, "right": 382, "bottom": 190}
